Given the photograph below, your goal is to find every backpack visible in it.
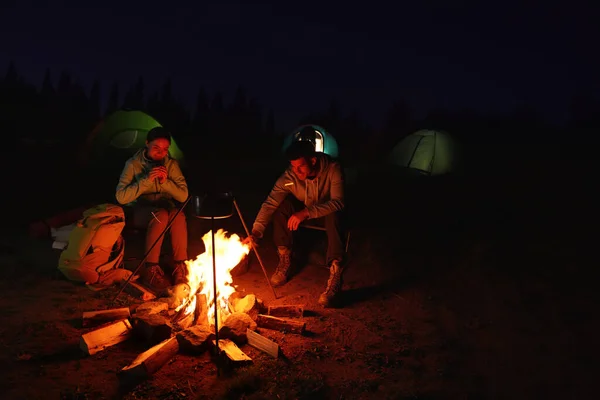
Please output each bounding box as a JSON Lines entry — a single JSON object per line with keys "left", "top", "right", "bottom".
{"left": 58, "top": 204, "right": 126, "bottom": 285}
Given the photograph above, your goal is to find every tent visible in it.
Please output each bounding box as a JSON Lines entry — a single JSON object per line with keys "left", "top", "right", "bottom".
{"left": 282, "top": 124, "right": 339, "bottom": 158}
{"left": 388, "top": 129, "right": 457, "bottom": 176}
{"left": 81, "top": 109, "right": 185, "bottom": 165}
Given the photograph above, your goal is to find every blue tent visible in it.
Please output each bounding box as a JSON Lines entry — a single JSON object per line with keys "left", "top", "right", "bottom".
{"left": 282, "top": 124, "right": 339, "bottom": 158}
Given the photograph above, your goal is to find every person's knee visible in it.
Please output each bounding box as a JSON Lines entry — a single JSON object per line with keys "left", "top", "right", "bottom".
{"left": 155, "top": 209, "right": 169, "bottom": 221}
{"left": 172, "top": 211, "right": 187, "bottom": 223}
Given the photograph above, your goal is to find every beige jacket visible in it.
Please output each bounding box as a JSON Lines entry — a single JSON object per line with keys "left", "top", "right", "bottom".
{"left": 115, "top": 149, "right": 188, "bottom": 206}
{"left": 252, "top": 153, "right": 344, "bottom": 235}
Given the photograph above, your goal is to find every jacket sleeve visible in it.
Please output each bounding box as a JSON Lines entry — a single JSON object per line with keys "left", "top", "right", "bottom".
{"left": 252, "top": 173, "right": 290, "bottom": 236}
{"left": 115, "top": 160, "right": 154, "bottom": 205}
{"left": 306, "top": 164, "right": 345, "bottom": 219}
{"left": 160, "top": 160, "right": 189, "bottom": 203}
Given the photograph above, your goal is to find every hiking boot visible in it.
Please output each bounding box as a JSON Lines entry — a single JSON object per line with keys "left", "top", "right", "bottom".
{"left": 270, "top": 246, "right": 292, "bottom": 287}
{"left": 140, "top": 263, "right": 171, "bottom": 294}
{"left": 172, "top": 261, "right": 188, "bottom": 286}
{"left": 318, "top": 259, "right": 344, "bottom": 307}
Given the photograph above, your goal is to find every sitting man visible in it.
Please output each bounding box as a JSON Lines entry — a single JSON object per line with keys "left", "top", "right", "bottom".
{"left": 115, "top": 127, "right": 189, "bottom": 293}
{"left": 244, "top": 139, "right": 347, "bottom": 307}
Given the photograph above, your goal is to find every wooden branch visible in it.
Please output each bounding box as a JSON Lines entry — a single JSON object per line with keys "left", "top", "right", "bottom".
{"left": 246, "top": 329, "right": 279, "bottom": 358}
{"left": 267, "top": 304, "right": 304, "bottom": 318}
{"left": 255, "top": 314, "right": 306, "bottom": 335}
{"left": 82, "top": 307, "right": 131, "bottom": 328}
{"left": 212, "top": 339, "right": 252, "bottom": 364}
{"left": 80, "top": 319, "right": 133, "bottom": 356}
{"left": 174, "top": 312, "right": 194, "bottom": 330}
{"left": 119, "top": 336, "right": 179, "bottom": 384}
{"left": 124, "top": 281, "right": 156, "bottom": 301}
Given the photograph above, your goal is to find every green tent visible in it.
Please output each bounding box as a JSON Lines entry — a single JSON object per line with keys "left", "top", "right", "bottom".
{"left": 82, "top": 110, "right": 185, "bottom": 165}
{"left": 282, "top": 124, "right": 339, "bottom": 158}
{"left": 388, "top": 130, "right": 457, "bottom": 176}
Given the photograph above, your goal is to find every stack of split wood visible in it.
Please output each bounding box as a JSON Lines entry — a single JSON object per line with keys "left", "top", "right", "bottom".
{"left": 78, "top": 293, "right": 308, "bottom": 387}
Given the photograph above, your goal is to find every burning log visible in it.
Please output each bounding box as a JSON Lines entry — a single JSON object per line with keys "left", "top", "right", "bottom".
{"left": 118, "top": 336, "right": 179, "bottom": 385}
{"left": 267, "top": 304, "right": 304, "bottom": 318}
{"left": 80, "top": 319, "right": 133, "bottom": 356}
{"left": 174, "top": 312, "right": 195, "bottom": 330}
{"left": 171, "top": 292, "right": 204, "bottom": 329}
{"left": 176, "top": 325, "right": 215, "bottom": 354}
{"left": 124, "top": 281, "right": 156, "bottom": 301}
{"left": 132, "top": 313, "right": 173, "bottom": 345}
{"left": 181, "top": 229, "right": 251, "bottom": 326}
{"left": 246, "top": 328, "right": 279, "bottom": 358}
{"left": 212, "top": 339, "right": 252, "bottom": 365}
{"left": 256, "top": 314, "right": 306, "bottom": 335}
{"left": 82, "top": 307, "right": 131, "bottom": 328}
{"left": 228, "top": 293, "right": 262, "bottom": 320}
{"left": 194, "top": 293, "right": 208, "bottom": 328}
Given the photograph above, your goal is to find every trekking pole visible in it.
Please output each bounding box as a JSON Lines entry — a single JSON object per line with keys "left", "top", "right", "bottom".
{"left": 110, "top": 195, "right": 191, "bottom": 306}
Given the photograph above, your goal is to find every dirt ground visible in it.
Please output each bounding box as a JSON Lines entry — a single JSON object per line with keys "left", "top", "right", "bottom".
{"left": 0, "top": 166, "right": 596, "bottom": 399}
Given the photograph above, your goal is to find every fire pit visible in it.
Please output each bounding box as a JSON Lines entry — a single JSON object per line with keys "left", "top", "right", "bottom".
{"left": 78, "top": 228, "right": 307, "bottom": 388}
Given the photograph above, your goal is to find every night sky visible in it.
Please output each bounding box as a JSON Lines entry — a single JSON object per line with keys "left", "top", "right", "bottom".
{"left": 1, "top": 1, "right": 597, "bottom": 129}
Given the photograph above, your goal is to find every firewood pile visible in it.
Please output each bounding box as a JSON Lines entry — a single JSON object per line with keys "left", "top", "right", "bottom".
{"left": 78, "top": 291, "right": 307, "bottom": 387}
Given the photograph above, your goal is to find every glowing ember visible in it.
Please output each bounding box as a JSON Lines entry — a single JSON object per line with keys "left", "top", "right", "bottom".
{"left": 176, "top": 229, "right": 250, "bottom": 329}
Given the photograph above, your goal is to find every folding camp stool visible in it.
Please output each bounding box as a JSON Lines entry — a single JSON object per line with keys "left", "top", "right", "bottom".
{"left": 299, "top": 220, "right": 352, "bottom": 269}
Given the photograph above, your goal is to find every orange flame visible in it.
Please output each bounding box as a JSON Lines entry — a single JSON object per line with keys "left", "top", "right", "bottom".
{"left": 176, "top": 229, "right": 250, "bottom": 329}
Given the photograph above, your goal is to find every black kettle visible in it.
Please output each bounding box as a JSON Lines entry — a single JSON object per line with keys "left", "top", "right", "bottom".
{"left": 188, "top": 192, "right": 234, "bottom": 220}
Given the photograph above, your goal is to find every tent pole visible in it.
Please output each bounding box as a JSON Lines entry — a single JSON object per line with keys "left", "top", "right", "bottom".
{"left": 407, "top": 136, "right": 426, "bottom": 170}
{"left": 428, "top": 130, "right": 437, "bottom": 176}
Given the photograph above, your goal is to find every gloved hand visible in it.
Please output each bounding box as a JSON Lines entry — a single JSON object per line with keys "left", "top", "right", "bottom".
{"left": 242, "top": 230, "right": 262, "bottom": 247}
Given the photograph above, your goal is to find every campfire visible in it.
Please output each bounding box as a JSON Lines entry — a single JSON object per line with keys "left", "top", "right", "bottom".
{"left": 174, "top": 229, "right": 251, "bottom": 329}
{"left": 77, "top": 229, "right": 308, "bottom": 387}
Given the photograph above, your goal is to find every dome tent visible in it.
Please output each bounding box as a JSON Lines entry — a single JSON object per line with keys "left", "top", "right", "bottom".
{"left": 282, "top": 124, "right": 339, "bottom": 158}
{"left": 82, "top": 109, "right": 185, "bottom": 165}
{"left": 387, "top": 129, "right": 457, "bottom": 177}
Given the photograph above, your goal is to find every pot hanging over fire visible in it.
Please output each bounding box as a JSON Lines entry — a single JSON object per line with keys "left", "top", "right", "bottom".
{"left": 189, "top": 192, "right": 234, "bottom": 220}
{"left": 188, "top": 192, "right": 248, "bottom": 275}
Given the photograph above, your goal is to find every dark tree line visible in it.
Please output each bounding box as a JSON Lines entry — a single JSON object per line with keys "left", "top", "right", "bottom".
{"left": 1, "top": 60, "right": 599, "bottom": 169}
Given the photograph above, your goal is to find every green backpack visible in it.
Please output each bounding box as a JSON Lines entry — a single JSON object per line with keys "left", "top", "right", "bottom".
{"left": 58, "top": 204, "right": 126, "bottom": 285}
